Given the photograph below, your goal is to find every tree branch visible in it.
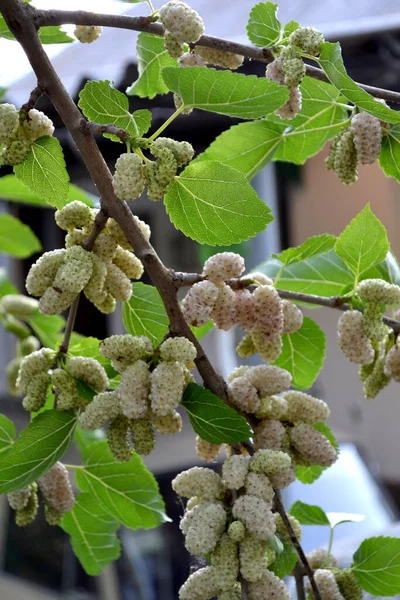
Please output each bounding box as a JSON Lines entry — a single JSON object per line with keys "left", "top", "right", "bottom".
{"left": 59, "top": 294, "right": 80, "bottom": 354}
{"left": 31, "top": 5, "right": 400, "bottom": 105}
{"left": 20, "top": 83, "right": 43, "bottom": 113}
{"left": 294, "top": 564, "right": 307, "bottom": 600}
{"left": 82, "top": 119, "right": 131, "bottom": 142}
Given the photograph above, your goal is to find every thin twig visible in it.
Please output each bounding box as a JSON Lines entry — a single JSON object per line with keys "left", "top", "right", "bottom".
{"left": 20, "top": 83, "right": 43, "bottom": 113}
{"left": 31, "top": 6, "right": 400, "bottom": 104}
{"left": 295, "top": 563, "right": 307, "bottom": 600}
{"left": 274, "top": 490, "right": 321, "bottom": 600}
{"left": 83, "top": 119, "right": 131, "bottom": 142}
{"left": 82, "top": 206, "right": 109, "bottom": 250}
{"left": 59, "top": 294, "right": 80, "bottom": 354}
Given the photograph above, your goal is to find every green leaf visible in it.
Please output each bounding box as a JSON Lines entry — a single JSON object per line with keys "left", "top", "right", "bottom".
{"left": 0, "top": 410, "right": 76, "bottom": 494}
{"left": 0, "top": 214, "right": 41, "bottom": 258}
{"left": 162, "top": 67, "right": 289, "bottom": 119}
{"left": 191, "top": 320, "right": 213, "bottom": 340}
{"left": 0, "top": 175, "right": 95, "bottom": 207}
{"left": 74, "top": 378, "right": 97, "bottom": 403}
{"left": 267, "top": 535, "right": 284, "bottom": 554}
{"left": 273, "top": 316, "right": 326, "bottom": 390}
{"left": 257, "top": 249, "right": 353, "bottom": 297}
{"left": 28, "top": 311, "right": 65, "bottom": 349}
{"left": 0, "top": 15, "right": 16, "bottom": 40}
{"left": 76, "top": 441, "right": 168, "bottom": 529}
{"left": 38, "top": 26, "right": 74, "bottom": 44}
{"left": 379, "top": 124, "right": 400, "bottom": 182}
{"left": 122, "top": 282, "right": 168, "bottom": 346}
{"left": 127, "top": 32, "right": 178, "bottom": 99}
{"left": 352, "top": 536, "right": 400, "bottom": 596}
{"left": 79, "top": 80, "right": 144, "bottom": 138}
{"left": 61, "top": 492, "right": 120, "bottom": 576}
{"left": 165, "top": 160, "right": 273, "bottom": 245}
{"left": 296, "top": 423, "right": 339, "bottom": 484}
{"left": 74, "top": 425, "right": 106, "bottom": 452}
{"left": 289, "top": 500, "right": 330, "bottom": 525}
{"left": 246, "top": 2, "right": 282, "bottom": 47}
{"left": 14, "top": 137, "right": 70, "bottom": 209}
{"left": 181, "top": 382, "right": 253, "bottom": 444}
{"left": 0, "top": 415, "right": 16, "bottom": 451}
{"left": 268, "top": 541, "right": 298, "bottom": 578}
{"left": 327, "top": 512, "right": 365, "bottom": 528}
{"left": 0, "top": 268, "right": 18, "bottom": 296}
{"left": 274, "top": 234, "right": 336, "bottom": 266}
{"left": 283, "top": 20, "right": 300, "bottom": 37}
{"left": 271, "top": 77, "right": 349, "bottom": 164}
{"left": 0, "top": 88, "right": 6, "bottom": 100}
{"left": 319, "top": 42, "right": 400, "bottom": 124}
{"left": 362, "top": 251, "right": 400, "bottom": 287}
{"left": 335, "top": 204, "right": 389, "bottom": 282}
{"left": 197, "top": 120, "right": 285, "bottom": 179}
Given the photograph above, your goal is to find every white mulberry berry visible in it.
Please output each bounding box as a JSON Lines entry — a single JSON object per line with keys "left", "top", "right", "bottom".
{"left": 7, "top": 486, "right": 32, "bottom": 511}
{"left": 222, "top": 455, "right": 250, "bottom": 490}
{"left": 210, "top": 534, "right": 239, "bottom": 591}
{"left": 144, "top": 147, "right": 177, "bottom": 200}
{"left": 108, "top": 415, "right": 132, "bottom": 462}
{"left": 245, "top": 472, "right": 275, "bottom": 504}
{"left": 290, "top": 423, "right": 337, "bottom": 466}
{"left": 0, "top": 103, "right": 19, "bottom": 145}
{"left": 227, "top": 376, "right": 260, "bottom": 413}
{"left": 384, "top": 343, "right": 400, "bottom": 381}
{"left": 185, "top": 502, "right": 227, "bottom": 556}
{"left": 53, "top": 245, "right": 93, "bottom": 294}
{"left": 239, "top": 533, "right": 269, "bottom": 582}
{"left": 195, "top": 46, "right": 243, "bottom": 70}
{"left": 350, "top": 112, "right": 382, "bottom": 165}
{"left": 211, "top": 284, "right": 237, "bottom": 330}
{"left": 22, "top": 109, "right": 54, "bottom": 141}
{"left": 248, "top": 570, "right": 291, "bottom": 600}
{"left": 74, "top": 25, "right": 102, "bottom": 43}
{"left": 334, "top": 130, "right": 358, "bottom": 185}
{"left": 196, "top": 436, "right": 221, "bottom": 462}
{"left": 235, "top": 289, "right": 256, "bottom": 332}
{"left": 52, "top": 368, "right": 80, "bottom": 410}
{"left": 153, "top": 411, "right": 183, "bottom": 434}
{"left": 232, "top": 495, "right": 275, "bottom": 540}
{"left": 26, "top": 249, "right": 66, "bottom": 297}
{"left": 289, "top": 27, "right": 325, "bottom": 56}
{"left": 100, "top": 334, "right": 152, "bottom": 367}
{"left": 182, "top": 280, "right": 219, "bottom": 326}
{"left": 172, "top": 466, "right": 224, "bottom": 500}
{"left": 112, "top": 153, "right": 145, "bottom": 201}
{"left": 362, "top": 302, "right": 387, "bottom": 342}
{"left": 254, "top": 419, "right": 286, "bottom": 451}
{"left": 150, "top": 361, "right": 185, "bottom": 416}
{"left": 282, "top": 300, "right": 303, "bottom": 333}
{"left": 39, "top": 287, "right": 77, "bottom": 316}
{"left": 0, "top": 139, "right": 31, "bottom": 165}
{"left": 276, "top": 86, "right": 302, "bottom": 120}
{"left": 307, "top": 548, "right": 339, "bottom": 570}
{"left": 112, "top": 247, "right": 143, "bottom": 280}
{"left": 55, "top": 201, "right": 94, "bottom": 232}
{"left": 250, "top": 449, "right": 292, "bottom": 477}
{"left": 252, "top": 285, "right": 284, "bottom": 336}
{"left": 0, "top": 294, "right": 38, "bottom": 318}
{"left": 164, "top": 31, "right": 185, "bottom": 59}
{"left": 104, "top": 263, "right": 132, "bottom": 302}
{"left": 69, "top": 356, "right": 109, "bottom": 392}
{"left": 179, "top": 567, "right": 218, "bottom": 600}
{"left": 16, "top": 348, "right": 54, "bottom": 393}
{"left": 160, "top": 336, "right": 197, "bottom": 364}
{"left": 246, "top": 365, "right": 291, "bottom": 396}
{"left": 307, "top": 569, "right": 345, "bottom": 600}
{"left": 251, "top": 328, "right": 283, "bottom": 362}
{"left": 79, "top": 391, "right": 121, "bottom": 429}
{"left": 338, "top": 310, "right": 374, "bottom": 365}
{"left": 357, "top": 278, "right": 400, "bottom": 304}
{"left": 283, "top": 390, "right": 330, "bottom": 423}
{"left": 203, "top": 253, "right": 245, "bottom": 285}
{"left": 39, "top": 462, "right": 74, "bottom": 513}
{"left": 131, "top": 419, "right": 155, "bottom": 455}
{"left": 228, "top": 520, "right": 246, "bottom": 542}
{"left": 152, "top": 137, "right": 194, "bottom": 167}
{"left": 159, "top": 1, "right": 204, "bottom": 44}
{"left": 118, "top": 360, "right": 150, "bottom": 419}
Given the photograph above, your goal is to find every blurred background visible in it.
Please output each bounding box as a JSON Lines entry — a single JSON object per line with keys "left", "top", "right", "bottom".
{"left": 1, "top": 0, "right": 400, "bottom": 598}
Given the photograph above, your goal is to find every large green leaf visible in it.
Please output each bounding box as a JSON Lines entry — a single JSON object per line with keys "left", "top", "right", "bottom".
{"left": 122, "top": 282, "right": 168, "bottom": 346}
{"left": 76, "top": 441, "right": 168, "bottom": 529}
{"left": 181, "top": 382, "right": 253, "bottom": 444}
{"left": 268, "top": 540, "right": 298, "bottom": 579}
{"left": 273, "top": 316, "right": 326, "bottom": 390}
{"left": 14, "top": 137, "right": 70, "bottom": 209}
{"left": 28, "top": 311, "right": 65, "bottom": 349}
{"left": 274, "top": 234, "right": 336, "bottom": 267}
{"left": 246, "top": 2, "right": 282, "bottom": 47}
{"left": 379, "top": 124, "right": 400, "bottom": 183}
{"left": 126, "top": 32, "right": 178, "bottom": 99}
{"left": 296, "top": 422, "right": 339, "bottom": 484}
{"left": 0, "top": 214, "right": 41, "bottom": 258}
{"left": 38, "top": 26, "right": 74, "bottom": 44}
{"left": 258, "top": 250, "right": 353, "bottom": 296}
{"left": 0, "top": 415, "right": 16, "bottom": 452}
{"left": 79, "top": 80, "right": 146, "bottom": 138}
{"left": 162, "top": 67, "right": 289, "bottom": 119}
{"left": 0, "top": 175, "right": 95, "bottom": 207}
{"left": 165, "top": 161, "right": 273, "bottom": 245}
{"left": 0, "top": 410, "right": 76, "bottom": 494}
{"left": 352, "top": 537, "right": 400, "bottom": 596}
{"left": 319, "top": 42, "right": 400, "bottom": 124}
{"left": 289, "top": 500, "right": 330, "bottom": 525}
{"left": 61, "top": 492, "right": 120, "bottom": 576}
{"left": 335, "top": 204, "right": 389, "bottom": 284}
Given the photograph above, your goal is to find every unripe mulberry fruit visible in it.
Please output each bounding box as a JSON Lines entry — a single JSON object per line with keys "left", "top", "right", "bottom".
{"left": 239, "top": 533, "right": 269, "bottom": 582}
{"left": 104, "top": 263, "right": 132, "bottom": 302}
{"left": 172, "top": 466, "right": 224, "bottom": 500}
{"left": 68, "top": 356, "right": 108, "bottom": 392}
{"left": 55, "top": 200, "right": 94, "bottom": 232}
{"left": 195, "top": 46, "right": 244, "bottom": 70}
{"left": 131, "top": 419, "right": 155, "bottom": 455}
{"left": 202, "top": 252, "right": 245, "bottom": 285}
{"left": 384, "top": 343, "right": 400, "bottom": 381}
{"left": 254, "top": 419, "right": 286, "bottom": 451}
{"left": 350, "top": 112, "right": 382, "bottom": 165}
{"left": 228, "top": 520, "right": 246, "bottom": 542}
{"left": 357, "top": 278, "right": 400, "bottom": 304}
{"left": 74, "top": 25, "right": 102, "bottom": 43}
{"left": 112, "top": 247, "right": 143, "bottom": 280}
{"left": 325, "top": 130, "right": 344, "bottom": 171}
{"left": 307, "top": 569, "right": 345, "bottom": 600}
{"left": 52, "top": 368, "right": 80, "bottom": 410}
{"left": 39, "top": 462, "right": 75, "bottom": 513}
{"left": 276, "top": 85, "right": 303, "bottom": 120}
{"left": 8, "top": 486, "right": 32, "bottom": 511}
{"left": 6, "top": 358, "right": 22, "bottom": 396}
{"left": 19, "top": 335, "right": 40, "bottom": 355}
{"left": 248, "top": 570, "right": 291, "bottom": 600}
{"left": 290, "top": 423, "right": 337, "bottom": 466}
{"left": 236, "top": 333, "right": 257, "bottom": 358}
{"left": 179, "top": 567, "right": 218, "bottom": 600}
{"left": 145, "top": 147, "right": 177, "bottom": 200}
{"left": 282, "top": 300, "right": 303, "bottom": 333}
{"left": 362, "top": 302, "right": 387, "bottom": 342}
{"left": 3, "top": 315, "right": 30, "bottom": 339}
{"left": 0, "top": 103, "right": 19, "bottom": 145}
{"left": 164, "top": 30, "right": 184, "bottom": 59}
{"left": 150, "top": 361, "right": 185, "bottom": 416}
{"left": 334, "top": 130, "right": 358, "bottom": 185}
{"left": 182, "top": 280, "right": 219, "bottom": 326}
{"left": 53, "top": 245, "right": 93, "bottom": 294}
{"left": 211, "top": 284, "right": 237, "bottom": 330}
{"left": 112, "top": 153, "right": 145, "bottom": 201}
{"left": 15, "top": 483, "right": 39, "bottom": 527}
{"left": 333, "top": 568, "right": 363, "bottom": 600}
{"left": 196, "top": 436, "right": 221, "bottom": 462}
{"left": 1, "top": 294, "right": 38, "bottom": 319}
{"left": 247, "top": 365, "right": 292, "bottom": 396}
{"left": 210, "top": 534, "right": 239, "bottom": 591}
{"left": 266, "top": 57, "right": 285, "bottom": 85}
{"left": 282, "top": 390, "right": 330, "bottom": 423}
{"left": 100, "top": 334, "right": 152, "bottom": 367}
{"left": 159, "top": 1, "right": 204, "bottom": 44}
{"left": 245, "top": 472, "right": 275, "bottom": 504}
{"left": 219, "top": 587, "right": 241, "bottom": 600}
{"left": 22, "top": 371, "right": 51, "bottom": 412}
{"left": 250, "top": 449, "right": 292, "bottom": 477}
{"left": 222, "top": 454, "right": 250, "bottom": 489}
{"left": 282, "top": 54, "right": 306, "bottom": 88}
{"left": 307, "top": 548, "right": 339, "bottom": 570}
{"left": 1, "top": 139, "right": 31, "bottom": 165}
{"left": 108, "top": 415, "right": 132, "bottom": 462}
{"left": 274, "top": 512, "right": 302, "bottom": 541}
{"left": 252, "top": 285, "right": 284, "bottom": 336}
{"left": 26, "top": 249, "right": 67, "bottom": 297}
{"left": 160, "top": 336, "right": 197, "bottom": 364}
{"left": 22, "top": 109, "right": 54, "bottom": 141}
{"left": 235, "top": 289, "right": 256, "bottom": 332}
{"left": 153, "top": 411, "right": 182, "bottom": 434}
{"left": 232, "top": 495, "right": 275, "bottom": 540}
{"left": 337, "top": 310, "right": 374, "bottom": 365}
{"left": 184, "top": 502, "right": 227, "bottom": 556}
{"left": 16, "top": 347, "right": 54, "bottom": 393}
{"left": 44, "top": 503, "right": 63, "bottom": 526}
{"left": 118, "top": 360, "right": 150, "bottom": 419}
{"left": 289, "top": 26, "right": 325, "bottom": 56}
{"left": 227, "top": 375, "right": 260, "bottom": 413}
{"left": 79, "top": 391, "right": 121, "bottom": 429}
{"left": 151, "top": 137, "right": 194, "bottom": 167}
{"left": 364, "top": 355, "right": 390, "bottom": 399}
{"left": 251, "top": 328, "right": 283, "bottom": 362}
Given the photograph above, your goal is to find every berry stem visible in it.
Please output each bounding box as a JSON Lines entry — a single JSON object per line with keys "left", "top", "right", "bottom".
{"left": 59, "top": 295, "right": 80, "bottom": 354}
{"left": 147, "top": 105, "right": 186, "bottom": 143}
{"left": 20, "top": 84, "right": 43, "bottom": 114}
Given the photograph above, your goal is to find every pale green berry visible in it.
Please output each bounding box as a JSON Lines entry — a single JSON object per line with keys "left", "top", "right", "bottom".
{"left": 19, "top": 336, "right": 40, "bottom": 356}
{"left": 236, "top": 333, "right": 257, "bottom": 358}
{"left": 15, "top": 483, "right": 39, "bottom": 527}
{"left": 172, "top": 466, "right": 224, "bottom": 500}
{"left": 333, "top": 568, "right": 363, "bottom": 600}
{"left": 362, "top": 302, "right": 387, "bottom": 342}
{"left": 334, "top": 130, "right": 358, "bottom": 185}
{"left": 338, "top": 310, "right": 374, "bottom": 365}
{"left": 52, "top": 368, "right": 80, "bottom": 410}
{"left": 104, "top": 262, "right": 132, "bottom": 302}
{"left": 350, "top": 112, "right": 382, "bottom": 165}
{"left": 357, "top": 278, "right": 400, "bottom": 304}
{"left": 22, "top": 371, "right": 51, "bottom": 412}
{"left": 179, "top": 567, "right": 218, "bottom": 600}
{"left": 282, "top": 390, "right": 330, "bottom": 423}
{"left": 232, "top": 494, "right": 275, "bottom": 540}
{"left": 274, "top": 512, "right": 302, "bottom": 541}
{"left": 159, "top": 1, "right": 204, "bottom": 44}
{"left": 251, "top": 329, "right": 283, "bottom": 362}
{"left": 130, "top": 419, "right": 155, "bottom": 455}
{"left": 68, "top": 356, "right": 109, "bottom": 392}
{"left": 53, "top": 245, "right": 93, "bottom": 294}
{"left": 0, "top": 294, "right": 39, "bottom": 318}
{"left": 195, "top": 46, "right": 243, "bottom": 69}
{"left": 79, "top": 391, "right": 121, "bottom": 429}
{"left": 244, "top": 472, "right": 275, "bottom": 504}
{"left": 0, "top": 139, "right": 31, "bottom": 165}
{"left": 246, "top": 365, "right": 291, "bottom": 396}
{"left": 185, "top": 502, "right": 227, "bottom": 556}
{"left": 39, "top": 287, "right": 77, "bottom": 316}
{"left": 55, "top": 201, "right": 94, "bottom": 231}
{"left": 289, "top": 26, "right": 325, "bottom": 56}
{"left": 22, "top": 109, "right": 54, "bottom": 141}
{"left": 74, "top": 25, "right": 102, "bottom": 43}
{"left": 112, "top": 153, "right": 145, "bottom": 201}
{"left": 248, "top": 570, "right": 291, "bottom": 600}
{"left": 150, "top": 361, "right": 185, "bottom": 416}
{"left": 254, "top": 419, "right": 286, "bottom": 451}
{"left": 108, "top": 415, "right": 132, "bottom": 462}
{"left": 160, "top": 336, "right": 197, "bottom": 364}
{"left": 26, "top": 249, "right": 67, "bottom": 297}
{"left": 222, "top": 455, "right": 250, "bottom": 490}
{"left": 164, "top": 30, "right": 185, "bottom": 58}
{"left": 144, "top": 147, "right": 177, "bottom": 200}
{"left": 210, "top": 534, "right": 239, "bottom": 591}
{"left": 228, "top": 520, "right": 246, "bottom": 542}
{"left": 113, "top": 247, "right": 143, "bottom": 280}
{"left": 250, "top": 449, "right": 292, "bottom": 476}
{"left": 363, "top": 355, "right": 391, "bottom": 398}
{"left": 152, "top": 137, "right": 194, "bottom": 167}
{"left": 196, "top": 436, "right": 221, "bottom": 462}
{"left": 290, "top": 423, "right": 337, "bottom": 466}
{"left": 44, "top": 503, "right": 63, "bottom": 526}
{"left": 0, "top": 103, "right": 19, "bottom": 146}
{"left": 153, "top": 411, "right": 183, "bottom": 434}
{"left": 239, "top": 533, "right": 268, "bottom": 582}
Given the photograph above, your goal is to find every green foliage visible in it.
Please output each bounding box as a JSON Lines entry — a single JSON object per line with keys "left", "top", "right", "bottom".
{"left": 127, "top": 32, "right": 178, "bottom": 99}
{"left": 246, "top": 2, "right": 281, "bottom": 47}
{"left": 79, "top": 80, "right": 149, "bottom": 138}
{"left": 122, "top": 282, "right": 169, "bottom": 346}
{"left": 335, "top": 204, "right": 389, "bottom": 284}
{"left": 14, "top": 137, "right": 70, "bottom": 209}
{"left": 289, "top": 500, "right": 330, "bottom": 525}
{"left": 76, "top": 441, "right": 168, "bottom": 529}
{"left": 352, "top": 536, "right": 400, "bottom": 596}
{"left": 38, "top": 26, "right": 74, "bottom": 44}
{"left": 162, "top": 66, "right": 289, "bottom": 119}
{"left": 181, "top": 383, "right": 253, "bottom": 444}
{"left": 296, "top": 422, "right": 339, "bottom": 484}
{"left": 273, "top": 316, "right": 326, "bottom": 390}
{"left": 274, "top": 234, "right": 336, "bottom": 266}
{"left": 0, "top": 269, "right": 18, "bottom": 296}
{"left": 74, "top": 425, "right": 106, "bottom": 452}
{"left": 379, "top": 124, "right": 400, "bottom": 183}
{"left": 28, "top": 311, "right": 65, "bottom": 349}
{"left": 268, "top": 540, "right": 298, "bottom": 578}
{"left": 283, "top": 20, "right": 300, "bottom": 37}
{"left": 0, "top": 410, "right": 76, "bottom": 494}
{"left": 0, "top": 174, "right": 95, "bottom": 207}
{"left": 165, "top": 160, "right": 273, "bottom": 245}
{"left": 61, "top": 492, "right": 121, "bottom": 576}
{"left": 319, "top": 42, "right": 400, "bottom": 124}
{"left": 0, "top": 415, "right": 16, "bottom": 451}
{"left": 0, "top": 214, "right": 41, "bottom": 258}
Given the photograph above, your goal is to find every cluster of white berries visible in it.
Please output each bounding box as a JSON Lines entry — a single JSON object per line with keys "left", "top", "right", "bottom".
{"left": 26, "top": 201, "right": 147, "bottom": 314}
{"left": 0, "top": 103, "right": 54, "bottom": 165}
{"left": 78, "top": 334, "right": 196, "bottom": 461}
{"left": 74, "top": 25, "right": 102, "bottom": 44}
{"left": 182, "top": 253, "right": 303, "bottom": 363}
{"left": 112, "top": 138, "right": 194, "bottom": 202}
{"left": 326, "top": 110, "right": 385, "bottom": 184}
{"left": 338, "top": 278, "right": 400, "bottom": 398}
{"left": 265, "top": 28, "right": 323, "bottom": 120}
{"left": 159, "top": 1, "right": 204, "bottom": 61}
{"left": 172, "top": 463, "right": 296, "bottom": 599}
